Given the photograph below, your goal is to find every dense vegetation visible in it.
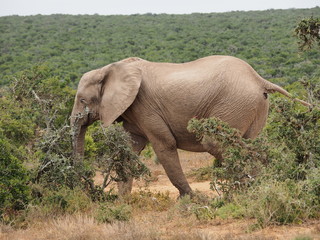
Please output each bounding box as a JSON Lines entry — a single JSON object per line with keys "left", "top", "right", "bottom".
{"left": 0, "top": 8, "right": 319, "bottom": 231}
{"left": 1, "top": 8, "right": 320, "bottom": 87}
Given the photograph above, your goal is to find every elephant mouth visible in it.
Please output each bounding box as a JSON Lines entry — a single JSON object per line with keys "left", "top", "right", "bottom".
{"left": 71, "top": 108, "right": 94, "bottom": 128}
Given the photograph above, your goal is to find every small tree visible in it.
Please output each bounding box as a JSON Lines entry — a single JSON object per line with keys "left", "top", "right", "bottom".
{"left": 90, "top": 123, "right": 150, "bottom": 191}
{"left": 295, "top": 16, "right": 320, "bottom": 50}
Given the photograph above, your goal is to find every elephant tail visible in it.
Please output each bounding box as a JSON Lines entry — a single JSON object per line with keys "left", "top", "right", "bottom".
{"left": 262, "top": 79, "right": 311, "bottom": 107}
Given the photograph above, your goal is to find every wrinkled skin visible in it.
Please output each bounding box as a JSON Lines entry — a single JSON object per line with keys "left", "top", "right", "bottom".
{"left": 71, "top": 56, "right": 309, "bottom": 197}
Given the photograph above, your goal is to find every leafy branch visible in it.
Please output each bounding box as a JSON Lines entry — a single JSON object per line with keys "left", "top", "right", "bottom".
{"left": 295, "top": 16, "right": 320, "bottom": 50}
{"left": 187, "top": 117, "right": 268, "bottom": 198}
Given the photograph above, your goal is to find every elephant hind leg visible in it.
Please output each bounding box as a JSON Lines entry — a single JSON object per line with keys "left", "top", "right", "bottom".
{"left": 243, "top": 121, "right": 261, "bottom": 139}
{"left": 202, "top": 137, "right": 223, "bottom": 167}
{"left": 243, "top": 107, "right": 269, "bottom": 140}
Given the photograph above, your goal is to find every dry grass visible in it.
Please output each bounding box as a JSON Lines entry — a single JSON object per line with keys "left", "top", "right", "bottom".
{"left": 0, "top": 214, "right": 162, "bottom": 240}
{"left": 0, "top": 214, "right": 254, "bottom": 240}
{"left": 1, "top": 206, "right": 319, "bottom": 240}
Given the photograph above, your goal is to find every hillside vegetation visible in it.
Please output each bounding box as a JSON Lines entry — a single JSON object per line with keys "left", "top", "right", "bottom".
{"left": 0, "top": 8, "right": 320, "bottom": 86}
{"left": 0, "top": 8, "right": 319, "bottom": 239}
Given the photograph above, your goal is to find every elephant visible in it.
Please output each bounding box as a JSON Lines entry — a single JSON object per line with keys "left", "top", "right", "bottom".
{"left": 70, "top": 55, "right": 310, "bottom": 197}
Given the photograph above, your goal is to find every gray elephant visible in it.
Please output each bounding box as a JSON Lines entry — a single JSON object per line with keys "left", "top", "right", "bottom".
{"left": 70, "top": 56, "right": 309, "bottom": 197}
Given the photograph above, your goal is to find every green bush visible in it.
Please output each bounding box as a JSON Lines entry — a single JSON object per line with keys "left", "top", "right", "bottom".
{"left": 214, "top": 203, "right": 245, "bottom": 220}
{"left": 295, "top": 16, "right": 320, "bottom": 50}
{"left": 188, "top": 117, "right": 268, "bottom": 197}
{"left": 173, "top": 192, "right": 216, "bottom": 221}
{"left": 124, "top": 190, "right": 173, "bottom": 211}
{"left": 188, "top": 166, "right": 214, "bottom": 181}
{"left": 235, "top": 178, "right": 319, "bottom": 227}
{"left": 23, "top": 186, "right": 95, "bottom": 221}
{"left": 38, "top": 187, "right": 93, "bottom": 215}
{"left": 0, "top": 138, "right": 30, "bottom": 219}
{"left": 95, "top": 203, "right": 132, "bottom": 223}
{"left": 0, "top": 98, "right": 34, "bottom": 147}
{"left": 90, "top": 123, "right": 150, "bottom": 189}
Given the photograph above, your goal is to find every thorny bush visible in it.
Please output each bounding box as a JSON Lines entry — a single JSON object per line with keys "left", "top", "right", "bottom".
{"left": 187, "top": 117, "right": 268, "bottom": 198}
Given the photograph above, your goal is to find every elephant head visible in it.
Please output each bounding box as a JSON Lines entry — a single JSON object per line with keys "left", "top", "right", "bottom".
{"left": 70, "top": 61, "right": 142, "bottom": 163}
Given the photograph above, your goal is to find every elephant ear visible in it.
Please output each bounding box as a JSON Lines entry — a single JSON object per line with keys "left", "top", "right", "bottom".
{"left": 99, "top": 62, "right": 142, "bottom": 127}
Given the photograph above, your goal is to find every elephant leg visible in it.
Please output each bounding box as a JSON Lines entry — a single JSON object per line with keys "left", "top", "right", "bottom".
{"left": 117, "top": 133, "right": 148, "bottom": 196}
{"left": 147, "top": 127, "right": 192, "bottom": 196}
{"left": 243, "top": 101, "right": 269, "bottom": 139}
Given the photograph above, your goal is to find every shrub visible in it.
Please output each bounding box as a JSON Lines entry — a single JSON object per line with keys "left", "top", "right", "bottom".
{"left": 91, "top": 123, "right": 150, "bottom": 190}
{"left": 39, "top": 187, "right": 94, "bottom": 215}
{"left": 214, "top": 202, "right": 244, "bottom": 220}
{"left": 188, "top": 117, "right": 268, "bottom": 197}
{"left": 173, "top": 192, "right": 215, "bottom": 221}
{"left": 188, "top": 166, "right": 214, "bottom": 181}
{"left": 235, "top": 178, "right": 319, "bottom": 228}
{"left": 0, "top": 138, "right": 30, "bottom": 220}
{"left": 95, "top": 203, "right": 132, "bottom": 223}
{"left": 267, "top": 99, "right": 319, "bottom": 168}
{"left": 295, "top": 16, "right": 320, "bottom": 50}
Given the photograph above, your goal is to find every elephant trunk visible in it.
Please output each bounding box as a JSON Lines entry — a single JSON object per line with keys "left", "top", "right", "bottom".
{"left": 71, "top": 122, "right": 87, "bottom": 166}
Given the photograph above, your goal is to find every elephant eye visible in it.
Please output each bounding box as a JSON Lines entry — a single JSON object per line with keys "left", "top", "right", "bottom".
{"left": 80, "top": 98, "right": 87, "bottom": 104}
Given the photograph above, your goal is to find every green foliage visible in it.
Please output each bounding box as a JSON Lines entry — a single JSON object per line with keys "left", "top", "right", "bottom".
{"left": 95, "top": 203, "right": 132, "bottom": 223}
{"left": 23, "top": 186, "right": 94, "bottom": 221}
{"left": 1, "top": 8, "right": 320, "bottom": 86}
{"left": 295, "top": 16, "right": 320, "bottom": 50}
{"left": 235, "top": 178, "right": 320, "bottom": 228}
{"left": 90, "top": 123, "right": 150, "bottom": 189}
{"left": 0, "top": 138, "right": 30, "bottom": 219}
{"left": 0, "top": 98, "right": 34, "bottom": 146}
{"left": 188, "top": 166, "right": 214, "bottom": 181}
{"left": 260, "top": 80, "right": 319, "bottom": 185}
{"left": 124, "top": 190, "right": 173, "bottom": 211}
{"left": 214, "top": 202, "right": 245, "bottom": 220}
{"left": 5, "top": 66, "right": 86, "bottom": 192}
{"left": 188, "top": 117, "right": 267, "bottom": 197}
{"left": 173, "top": 192, "right": 216, "bottom": 221}
{"left": 140, "top": 144, "right": 154, "bottom": 160}
{"left": 8, "top": 65, "right": 74, "bottom": 129}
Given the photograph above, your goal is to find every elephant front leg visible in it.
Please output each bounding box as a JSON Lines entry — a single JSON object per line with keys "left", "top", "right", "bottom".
{"left": 117, "top": 132, "right": 148, "bottom": 196}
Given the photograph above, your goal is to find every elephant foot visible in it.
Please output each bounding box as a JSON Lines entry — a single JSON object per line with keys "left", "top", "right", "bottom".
{"left": 178, "top": 190, "right": 194, "bottom": 199}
